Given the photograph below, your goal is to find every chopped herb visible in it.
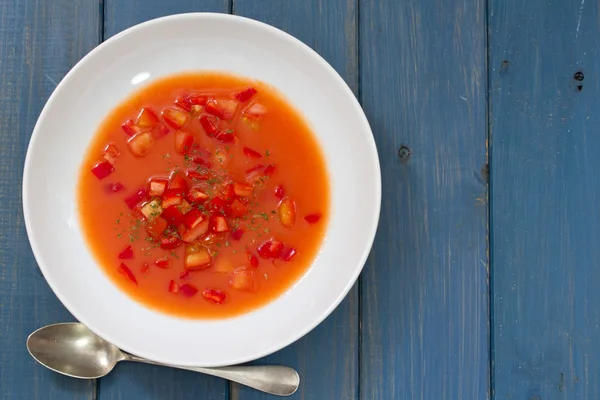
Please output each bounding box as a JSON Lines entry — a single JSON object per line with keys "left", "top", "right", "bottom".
{"left": 115, "top": 218, "right": 121, "bottom": 224}
{"left": 162, "top": 153, "right": 171, "bottom": 159}
{"left": 117, "top": 233, "right": 122, "bottom": 239}
{"left": 225, "top": 240, "right": 230, "bottom": 247}
{"left": 265, "top": 150, "right": 270, "bottom": 157}
{"left": 170, "top": 251, "right": 180, "bottom": 259}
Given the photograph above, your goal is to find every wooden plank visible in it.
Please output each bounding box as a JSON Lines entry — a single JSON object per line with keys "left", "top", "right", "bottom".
{"left": 359, "top": 0, "right": 489, "bottom": 399}
{"left": 0, "top": 0, "right": 100, "bottom": 399}
{"left": 100, "top": 4, "right": 229, "bottom": 400}
{"left": 489, "top": 0, "right": 600, "bottom": 398}
{"left": 230, "top": 1, "right": 359, "bottom": 399}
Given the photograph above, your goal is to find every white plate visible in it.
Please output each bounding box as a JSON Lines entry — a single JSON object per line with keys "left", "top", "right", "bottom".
{"left": 22, "top": 13, "right": 380, "bottom": 367}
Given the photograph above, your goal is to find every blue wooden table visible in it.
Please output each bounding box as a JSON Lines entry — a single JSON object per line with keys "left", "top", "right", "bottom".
{"left": 1, "top": 0, "right": 598, "bottom": 399}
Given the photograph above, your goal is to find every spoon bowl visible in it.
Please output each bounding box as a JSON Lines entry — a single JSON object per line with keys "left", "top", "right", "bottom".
{"left": 27, "top": 323, "right": 299, "bottom": 396}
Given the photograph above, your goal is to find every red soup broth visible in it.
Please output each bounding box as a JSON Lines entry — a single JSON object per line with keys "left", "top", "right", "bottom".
{"left": 77, "top": 72, "right": 329, "bottom": 319}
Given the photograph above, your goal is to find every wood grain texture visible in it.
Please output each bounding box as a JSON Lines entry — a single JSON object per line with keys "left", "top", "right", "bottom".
{"left": 0, "top": 0, "right": 100, "bottom": 399}
{"left": 359, "top": 0, "right": 489, "bottom": 399}
{"left": 99, "top": 3, "right": 231, "bottom": 400}
{"left": 230, "top": 1, "right": 359, "bottom": 399}
{"left": 489, "top": 0, "right": 600, "bottom": 399}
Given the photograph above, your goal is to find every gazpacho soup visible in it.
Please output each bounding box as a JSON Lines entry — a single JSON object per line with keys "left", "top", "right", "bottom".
{"left": 78, "top": 72, "right": 329, "bottom": 319}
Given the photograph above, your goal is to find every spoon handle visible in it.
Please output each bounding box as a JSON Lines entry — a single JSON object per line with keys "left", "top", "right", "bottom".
{"left": 125, "top": 354, "right": 299, "bottom": 397}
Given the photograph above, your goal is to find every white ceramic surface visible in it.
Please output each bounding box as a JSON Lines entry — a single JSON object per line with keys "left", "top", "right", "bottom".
{"left": 22, "top": 13, "right": 380, "bottom": 367}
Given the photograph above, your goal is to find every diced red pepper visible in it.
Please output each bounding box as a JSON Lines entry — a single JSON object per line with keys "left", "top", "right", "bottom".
{"left": 103, "top": 143, "right": 121, "bottom": 165}
{"left": 183, "top": 209, "right": 204, "bottom": 229}
{"left": 178, "top": 199, "right": 192, "bottom": 215}
{"left": 233, "top": 182, "right": 253, "bottom": 197}
{"left": 136, "top": 107, "right": 159, "bottom": 128}
{"left": 168, "top": 280, "right": 179, "bottom": 294}
{"left": 242, "top": 146, "right": 262, "bottom": 159}
{"left": 162, "top": 188, "right": 184, "bottom": 208}
{"left": 229, "top": 267, "right": 255, "bottom": 291}
{"left": 199, "top": 115, "right": 219, "bottom": 137}
{"left": 282, "top": 247, "right": 297, "bottom": 262}
{"left": 162, "top": 107, "right": 189, "bottom": 129}
{"left": 205, "top": 99, "right": 226, "bottom": 119}
{"left": 121, "top": 119, "right": 140, "bottom": 136}
{"left": 174, "top": 130, "right": 195, "bottom": 155}
{"left": 208, "top": 197, "right": 228, "bottom": 216}
{"left": 186, "top": 169, "right": 209, "bottom": 181}
{"left": 246, "top": 251, "right": 259, "bottom": 268}
{"left": 118, "top": 263, "right": 138, "bottom": 285}
{"left": 118, "top": 245, "right": 133, "bottom": 259}
{"left": 209, "top": 215, "right": 229, "bottom": 233}
{"left": 141, "top": 263, "right": 150, "bottom": 273}
{"left": 91, "top": 160, "right": 114, "bottom": 180}
{"left": 304, "top": 213, "right": 321, "bottom": 224}
{"left": 161, "top": 206, "right": 185, "bottom": 225}
{"left": 104, "top": 182, "right": 125, "bottom": 194}
{"left": 234, "top": 87, "right": 257, "bottom": 103}
{"left": 263, "top": 164, "right": 275, "bottom": 176}
{"left": 160, "top": 235, "right": 182, "bottom": 250}
{"left": 179, "top": 270, "right": 190, "bottom": 280}
{"left": 219, "top": 184, "right": 236, "bottom": 204}
{"left": 231, "top": 228, "right": 244, "bottom": 241}
{"left": 168, "top": 171, "right": 188, "bottom": 192}
{"left": 146, "top": 216, "right": 168, "bottom": 238}
{"left": 127, "top": 131, "right": 155, "bottom": 157}
{"left": 257, "top": 238, "right": 284, "bottom": 259}
{"left": 174, "top": 97, "right": 193, "bottom": 112}
{"left": 278, "top": 197, "right": 296, "bottom": 228}
{"left": 227, "top": 198, "right": 248, "bottom": 218}
{"left": 186, "top": 186, "right": 209, "bottom": 203}
{"left": 180, "top": 284, "right": 199, "bottom": 297}
{"left": 274, "top": 185, "right": 285, "bottom": 199}
{"left": 155, "top": 257, "right": 170, "bottom": 269}
{"left": 187, "top": 94, "right": 209, "bottom": 106}
{"left": 181, "top": 219, "right": 210, "bottom": 243}
{"left": 246, "top": 164, "right": 265, "bottom": 173}
{"left": 184, "top": 243, "right": 212, "bottom": 269}
{"left": 216, "top": 130, "right": 235, "bottom": 144}
{"left": 148, "top": 177, "right": 168, "bottom": 197}
{"left": 124, "top": 189, "right": 146, "bottom": 209}
{"left": 202, "top": 289, "right": 227, "bottom": 304}
{"left": 192, "top": 155, "right": 212, "bottom": 168}
{"left": 155, "top": 123, "right": 170, "bottom": 138}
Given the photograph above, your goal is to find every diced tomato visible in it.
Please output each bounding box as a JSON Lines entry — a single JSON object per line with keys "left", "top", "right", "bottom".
{"left": 104, "top": 182, "right": 125, "bottom": 194}
{"left": 186, "top": 186, "right": 209, "bottom": 203}
{"left": 187, "top": 94, "right": 209, "bottom": 106}
{"left": 199, "top": 232, "right": 227, "bottom": 245}
{"left": 186, "top": 169, "right": 209, "bottom": 181}
{"left": 227, "top": 198, "right": 248, "bottom": 218}
{"left": 146, "top": 216, "right": 168, "bottom": 238}
{"left": 162, "top": 107, "right": 189, "bottom": 129}
{"left": 136, "top": 107, "right": 159, "bottom": 128}
{"left": 202, "top": 289, "right": 227, "bottom": 304}
{"left": 168, "top": 280, "right": 179, "bottom": 294}
{"left": 218, "top": 100, "right": 238, "bottom": 119}
{"left": 274, "top": 185, "right": 285, "bottom": 199}
{"left": 180, "top": 284, "right": 199, "bottom": 297}
{"left": 245, "top": 164, "right": 265, "bottom": 183}
{"left": 213, "top": 147, "right": 229, "bottom": 166}
{"left": 141, "top": 263, "right": 150, "bottom": 273}
{"left": 282, "top": 247, "right": 297, "bottom": 261}
{"left": 246, "top": 164, "right": 265, "bottom": 173}
{"left": 192, "top": 155, "right": 211, "bottom": 168}
{"left": 127, "top": 131, "right": 155, "bottom": 157}
{"left": 231, "top": 228, "right": 244, "bottom": 241}
{"left": 148, "top": 177, "right": 168, "bottom": 197}
{"left": 242, "top": 102, "right": 267, "bottom": 120}
{"left": 229, "top": 267, "right": 255, "bottom": 291}
{"left": 161, "top": 206, "right": 184, "bottom": 225}
{"left": 118, "top": 245, "right": 133, "bottom": 259}
{"left": 184, "top": 243, "right": 212, "bottom": 269}
{"left": 219, "top": 184, "right": 235, "bottom": 204}
{"left": 278, "top": 197, "right": 296, "bottom": 228}
{"left": 263, "top": 164, "right": 275, "bottom": 176}
{"left": 207, "top": 197, "right": 228, "bottom": 216}
{"left": 118, "top": 263, "right": 137, "bottom": 285}
{"left": 124, "top": 189, "right": 147, "bottom": 209}
{"left": 213, "top": 257, "right": 235, "bottom": 273}
{"left": 205, "top": 99, "right": 226, "bottom": 119}
{"left": 216, "top": 130, "right": 235, "bottom": 143}
{"left": 183, "top": 209, "right": 204, "bottom": 229}
{"left": 199, "top": 115, "right": 219, "bottom": 137}
{"left": 233, "top": 182, "right": 253, "bottom": 197}
{"left": 141, "top": 199, "right": 163, "bottom": 222}
{"left": 91, "top": 160, "right": 114, "bottom": 180}
{"left": 174, "top": 130, "right": 195, "bottom": 155}
{"left": 304, "top": 213, "right": 321, "bottom": 224}
{"left": 160, "top": 235, "right": 182, "bottom": 250}
{"left": 174, "top": 97, "right": 193, "bottom": 112}
{"left": 179, "top": 270, "right": 190, "bottom": 280}
{"left": 121, "top": 119, "right": 141, "bottom": 136}
{"left": 242, "top": 146, "right": 262, "bottom": 158}
{"left": 178, "top": 199, "right": 192, "bottom": 215}
{"left": 246, "top": 251, "right": 259, "bottom": 268}
{"left": 257, "top": 238, "right": 284, "bottom": 259}
{"left": 181, "top": 218, "right": 210, "bottom": 243}
{"left": 155, "top": 257, "right": 170, "bottom": 269}
{"left": 234, "top": 87, "right": 257, "bottom": 103}
{"left": 168, "top": 171, "right": 188, "bottom": 192}
{"left": 209, "top": 215, "right": 229, "bottom": 233}
{"left": 162, "top": 188, "right": 183, "bottom": 208}
{"left": 103, "top": 143, "right": 121, "bottom": 165}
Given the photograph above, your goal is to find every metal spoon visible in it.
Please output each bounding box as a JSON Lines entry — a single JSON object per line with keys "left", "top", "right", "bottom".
{"left": 27, "top": 323, "right": 299, "bottom": 396}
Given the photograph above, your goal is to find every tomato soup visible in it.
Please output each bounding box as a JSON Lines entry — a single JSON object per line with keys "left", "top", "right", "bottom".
{"left": 77, "top": 72, "right": 329, "bottom": 318}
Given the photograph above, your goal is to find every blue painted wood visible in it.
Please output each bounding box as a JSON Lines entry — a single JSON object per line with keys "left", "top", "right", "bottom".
{"left": 0, "top": 1, "right": 100, "bottom": 399}
{"left": 229, "top": 1, "right": 359, "bottom": 399}
{"left": 359, "top": 0, "right": 489, "bottom": 399}
{"left": 489, "top": 0, "right": 600, "bottom": 399}
{"left": 100, "top": 4, "right": 230, "bottom": 400}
